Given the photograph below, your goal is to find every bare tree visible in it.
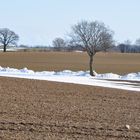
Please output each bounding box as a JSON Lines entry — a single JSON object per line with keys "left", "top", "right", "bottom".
{"left": 52, "top": 37, "right": 66, "bottom": 51}
{"left": 70, "top": 20, "right": 114, "bottom": 76}
{"left": 0, "top": 28, "right": 19, "bottom": 52}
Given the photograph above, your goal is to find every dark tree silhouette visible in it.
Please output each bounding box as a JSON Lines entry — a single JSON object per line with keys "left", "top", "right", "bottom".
{"left": 0, "top": 28, "right": 19, "bottom": 52}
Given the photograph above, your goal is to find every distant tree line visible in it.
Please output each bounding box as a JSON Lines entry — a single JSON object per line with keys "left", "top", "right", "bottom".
{"left": 117, "top": 39, "right": 140, "bottom": 53}
{"left": 51, "top": 37, "right": 140, "bottom": 53}
{"left": 1, "top": 26, "right": 140, "bottom": 54}
{"left": 17, "top": 39, "right": 140, "bottom": 53}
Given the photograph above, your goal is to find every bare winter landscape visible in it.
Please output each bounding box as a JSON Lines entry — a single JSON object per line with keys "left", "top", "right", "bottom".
{"left": 0, "top": 1, "right": 140, "bottom": 139}
{"left": 0, "top": 52, "right": 139, "bottom": 139}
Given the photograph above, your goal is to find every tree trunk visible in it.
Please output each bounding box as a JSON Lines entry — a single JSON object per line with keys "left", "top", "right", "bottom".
{"left": 89, "top": 55, "right": 95, "bottom": 76}
{"left": 3, "top": 45, "right": 6, "bottom": 52}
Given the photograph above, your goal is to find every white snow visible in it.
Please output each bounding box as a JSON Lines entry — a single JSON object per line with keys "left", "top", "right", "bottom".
{"left": 0, "top": 66, "right": 139, "bottom": 92}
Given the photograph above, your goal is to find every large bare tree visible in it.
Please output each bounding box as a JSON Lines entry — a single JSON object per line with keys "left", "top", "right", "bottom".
{"left": 0, "top": 28, "right": 19, "bottom": 52}
{"left": 70, "top": 20, "right": 114, "bottom": 76}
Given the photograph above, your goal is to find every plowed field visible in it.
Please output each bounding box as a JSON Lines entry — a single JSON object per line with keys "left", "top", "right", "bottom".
{"left": 0, "top": 77, "right": 140, "bottom": 139}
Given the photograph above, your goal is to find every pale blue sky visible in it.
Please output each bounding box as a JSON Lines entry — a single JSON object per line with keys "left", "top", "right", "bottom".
{"left": 0, "top": 0, "right": 140, "bottom": 46}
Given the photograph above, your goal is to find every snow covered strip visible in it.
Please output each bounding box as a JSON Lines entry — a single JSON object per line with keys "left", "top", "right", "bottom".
{"left": 0, "top": 66, "right": 139, "bottom": 92}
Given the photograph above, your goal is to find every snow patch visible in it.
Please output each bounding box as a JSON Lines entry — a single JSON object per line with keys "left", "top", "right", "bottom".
{"left": 20, "top": 68, "right": 34, "bottom": 74}
{"left": 95, "top": 73, "right": 120, "bottom": 80}
{"left": 0, "top": 66, "right": 139, "bottom": 92}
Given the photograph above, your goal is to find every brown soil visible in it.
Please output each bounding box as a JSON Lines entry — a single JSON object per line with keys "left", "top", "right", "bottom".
{"left": 0, "top": 77, "right": 140, "bottom": 139}
{"left": 0, "top": 52, "right": 139, "bottom": 74}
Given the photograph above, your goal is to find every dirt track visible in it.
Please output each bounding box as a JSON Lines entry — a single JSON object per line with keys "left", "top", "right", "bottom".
{"left": 0, "top": 77, "right": 140, "bottom": 139}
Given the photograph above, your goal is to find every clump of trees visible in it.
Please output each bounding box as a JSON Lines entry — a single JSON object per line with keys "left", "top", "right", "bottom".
{"left": 52, "top": 37, "right": 66, "bottom": 51}
{"left": 0, "top": 28, "right": 19, "bottom": 52}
